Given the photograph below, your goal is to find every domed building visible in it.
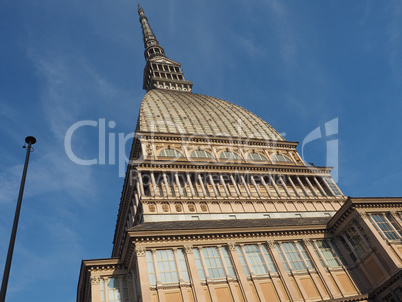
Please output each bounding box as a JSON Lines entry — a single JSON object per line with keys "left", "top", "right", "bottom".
{"left": 77, "top": 5, "right": 402, "bottom": 302}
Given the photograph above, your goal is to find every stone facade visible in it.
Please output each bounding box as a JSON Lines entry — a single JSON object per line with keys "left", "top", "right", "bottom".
{"left": 77, "top": 5, "right": 402, "bottom": 302}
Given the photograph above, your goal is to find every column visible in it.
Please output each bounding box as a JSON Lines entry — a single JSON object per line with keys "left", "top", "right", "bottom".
{"left": 219, "top": 175, "right": 230, "bottom": 197}
{"left": 307, "top": 240, "right": 340, "bottom": 298}
{"left": 135, "top": 247, "right": 152, "bottom": 302}
{"left": 268, "top": 176, "right": 282, "bottom": 198}
{"left": 209, "top": 174, "right": 219, "bottom": 197}
{"left": 260, "top": 176, "right": 272, "bottom": 197}
{"left": 183, "top": 245, "right": 206, "bottom": 302}
{"left": 257, "top": 244, "right": 287, "bottom": 301}
{"left": 230, "top": 175, "right": 241, "bottom": 197}
{"left": 240, "top": 175, "right": 251, "bottom": 197}
{"left": 186, "top": 173, "right": 196, "bottom": 196}
{"left": 217, "top": 246, "right": 241, "bottom": 302}
{"left": 226, "top": 242, "right": 255, "bottom": 302}
{"left": 250, "top": 176, "right": 262, "bottom": 198}
{"left": 173, "top": 249, "right": 190, "bottom": 302}
{"left": 151, "top": 249, "right": 166, "bottom": 302}
{"left": 296, "top": 177, "right": 309, "bottom": 197}
{"left": 239, "top": 245, "right": 265, "bottom": 301}
{"left": 163, "top": 173, "right": 171, "bottom": 197}
{"left": 266, "top": 241, "right": 300, "bottom": 301}
{"left": 174, "top": 172, "right": 183, "bottom": 197}
{"left": 197, "top": 174, "right": 208, "bottom": 196}
{"left": 304, "top": 177, "right": 318, "bottom": 197}
{"left": 287, "top": 176, "right": 300, "bottom": 197}
{"left": 90, "top": 276, "right": 101, "bottom": 302}
{"left": 279, "top": 176, "right": 291, "bottom": 197}
{"left": 137, "top": 172, "right": 145, "bottom": 196}
{"left": 313, "top": 177, "right": 328, "bottom": 197}
{"left": 198, "top": 247, "right": 218, "bottom": 302}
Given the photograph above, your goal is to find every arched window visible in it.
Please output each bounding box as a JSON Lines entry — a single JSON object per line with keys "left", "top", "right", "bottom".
{"left": 220, "top": 151, "right": 241, "bottom": 160}
{"left": 190, "top": 150, "right": 213, "bottom": 159}
{"left": 159, "top": 148, "right": 184, "bottom": 158}
{"left": 247, "top": 152, "right": 267, "bottom": 161}
{"left": 272, "top": 154, "right": 292, "bottom": 163}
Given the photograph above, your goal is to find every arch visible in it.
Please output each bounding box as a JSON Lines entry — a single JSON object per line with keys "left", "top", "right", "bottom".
{"left": 247, "top": 152, "right": 268, "bottom": 161}
{"left": 190, "top": 149, "right": 214, "bottom": 159}
{"left": 158, "top": 148, "right": 184, "bottom": 158}
{"left": 219, "top": 151, "right": 241, "bottom": 160}
{"left": 272, "top": 153, "right": 292, "bottom": 163}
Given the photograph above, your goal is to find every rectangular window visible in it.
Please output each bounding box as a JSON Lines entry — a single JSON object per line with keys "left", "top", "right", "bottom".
{"left": 202, "top": 247, "right": 226, "bottom": 279}
{"left": 236, "top": 246, "right": 250, "bottom": 275}
{"left": 314, "top": 240, "right": 341, "bottom": 268}
{"left": 146, "top": 251, "right": 156, "bottom": 285}
{"left": 261, "top": 244, "right": 277, "bottom": 273}
{"left": 193, "top": 248, "right": 206, "bottom": 280}
{"left": 221, "top": 247, "right": 235, "bottom": 277}
{"left": 156, "top": 249, "right": 179, "bottom": 283}
{"left": 323, "top": 177, "right": 342, "bottom": 196}
{"left": 296, "top": 242, "right": 313, "bottom": 269}
{"left": 100, "top": 279, "right": 105, "bottom": 302}
{"left": 344, "top": 226, "right": 368, "bottom": 258}
{"left": 371, "top": 214, "right": 400, "bottom": 240}
{"left": 281, "top": 242, "right": 306, "bottom": 271}
{"left": 275, "top": 244, "right": 290, "bottom": 271}
{"left": 243, "top": 244, "right": 268, "bottom": 275}
{"left": 108, "top": 278, "right": 121, "bottom": 302}
{"left": 177, "top": 249, "right": 190, "bottom": 282}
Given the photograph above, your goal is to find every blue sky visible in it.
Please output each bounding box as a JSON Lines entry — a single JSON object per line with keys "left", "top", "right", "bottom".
{"left": 1, "top": 0, "right": 401, "bottom": 301}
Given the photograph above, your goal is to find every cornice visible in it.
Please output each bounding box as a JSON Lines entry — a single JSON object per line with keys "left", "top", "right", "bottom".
{"left": 327, "top": 197, "right": 402, "bottom": 232}
{"left": 127, "top": 225, "right": 329, "bottom": 244}
{"left": 135, "top": 131, "right": 299, "bottom": 148}
{"left": 130, "top": 161, "right": 332, "bottom": 175}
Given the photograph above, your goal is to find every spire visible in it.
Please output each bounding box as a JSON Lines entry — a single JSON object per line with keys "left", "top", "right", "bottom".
{"left": 137, "top": 5, "right": 193, "bottom": 92}
{"left": 138, "top": 4, "right": 165, "bottom": 60}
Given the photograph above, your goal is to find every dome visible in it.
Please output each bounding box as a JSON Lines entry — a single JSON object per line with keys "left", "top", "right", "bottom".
{"left": 136, "top": 89, "right": 284, "bottom": 141}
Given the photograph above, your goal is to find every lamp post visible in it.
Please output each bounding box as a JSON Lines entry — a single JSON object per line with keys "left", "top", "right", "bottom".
{"left": 0, "top": 136, "right": 36, "bottom": 302}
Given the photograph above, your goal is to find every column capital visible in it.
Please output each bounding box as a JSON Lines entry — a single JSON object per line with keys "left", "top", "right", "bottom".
{"left": 135, "top": 246, "right": 147, "bottom": 257}
{"left": 303, "top": 238, "right": 312, "bottom": 246}
{"left": 227, "top": 242, "right": 236, "bottom": 251}
{"left": 266, "top": 240, "right": 275, "bottom": 249}
{"left": 357, "top": 211, "right": 368, "bottom": 221}
{"left": 90, "top": 276, "right": 101, "bottom": 285}
{"left": 183, "top": 244, "right": 193, "bottom": 254}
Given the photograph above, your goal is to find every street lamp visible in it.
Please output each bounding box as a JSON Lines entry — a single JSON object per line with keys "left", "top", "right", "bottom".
{"left": 0, "top": 136, "right": 36, "bottom": 302}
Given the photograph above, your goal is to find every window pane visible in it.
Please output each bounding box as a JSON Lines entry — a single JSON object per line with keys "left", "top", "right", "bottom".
{"left": 146, "top": 251, "right": 156, "bottom": 285}
{"left": 177, "top": 249, "right": 190, "bottom": 282}
{"left": 156, "top": 250, "right": 179, "bottom": 283}
{"left": 108, "top": 278, "right": 121, "bottom": 302}
{"left": 272, "top": 154, "right": 292, "bottom": 163}
{"left": 275, "top": 244, "right": 290, "bottom": 272}
{"left": 221, "top": 247, "right": 235, "bottom": 277}
{"left": 248, "top": 153, "right": 267, "bottom": 161}
{"left": 261, "top": 244, "right": 276, "bottom": 273}
{"left": 220, "top": 151, "right": 240, "bottom": 160}
{"left": 371, "top": 214, "right": 399, "bottom": 240}
{"left": 202, "top": 247, "right": 226, "bottom": 279}
{"left": 159, "top": 149, "right": 183, "bottom": 158}
{"left": 344, "top": 226, "right": 368, "bottom": 258}
{"left": 191, "top": 150, "right": 213, "bottom": 158}
{"left": 193, "top": 248, "right": 205, "bottom": 280}
{"left": 315, "top": 241, "right": 341, "bottom": 268}
{"left": 243, "top": 245, "right": 268, "bottom": 275}
{"left": 236, "top": 246, "right": 250, "bottom": 275}
{"left": 281, "top": 242, "right": 306, "bottom": 271}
